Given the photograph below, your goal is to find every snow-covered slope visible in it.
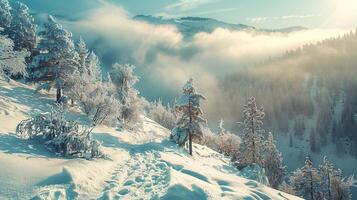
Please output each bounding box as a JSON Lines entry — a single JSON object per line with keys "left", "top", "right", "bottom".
{"left": 0, "top": 79, "right": 301, "bottom": 200}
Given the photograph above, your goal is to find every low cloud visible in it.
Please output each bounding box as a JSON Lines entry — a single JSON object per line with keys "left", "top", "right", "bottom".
{"left": 64, "top": 3, "right": 349, "bottom": 104}
{"left": 248, "top": 14, "right": 320, "bottom": 24}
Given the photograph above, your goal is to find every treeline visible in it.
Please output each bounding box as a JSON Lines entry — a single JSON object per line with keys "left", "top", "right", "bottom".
{"left": 163, "top": 79, "right": 356, "bottom": 199}
{"left": 207, "top": 29, "right": 357, "bottom": 157}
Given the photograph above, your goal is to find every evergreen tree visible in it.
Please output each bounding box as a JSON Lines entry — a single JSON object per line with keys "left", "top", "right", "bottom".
{"left": 0, "top": 0, "right": 11, "bottom": 31}
{"left": 310, "top": 129, "right": 320, "bottom": 153}
{"left": 319, "top": 157, "right": 356, "bottom": 200}
{"left": 30, "top": 15, "right": 79, "bottom": 102}
{"left": 75, "top": 37, "right": 101, "bottom": 81}
{"left": 237, "top": 97, "right": 265, "bottom": 167}
{"left": 217, "top": 119, "right": 226, "bottom": 136}
{"left": 289, "top": 133, "right": 294, "bottom": 148}
{"left": 263, "top": 132, "right": 287, "bottom": 188}
{"left": 8, "top": 1, "right": 36, "bottom": 52}
{"left": 76, "top": 36, "right": 88, "bottom": 74}
{"left": 170, "top": 78, "right": 207, "bottom": 155}
{"left": 86, "top": 51, "right": 101, "bottom": 81}
{"left": 0, "top": 34, "right": 28, "bottom": 80}
{"left": 294, "top": 118, "right": 305, "bottom": 139}
{"left": 290, "top": 158, "right": 323, "bottom": 200}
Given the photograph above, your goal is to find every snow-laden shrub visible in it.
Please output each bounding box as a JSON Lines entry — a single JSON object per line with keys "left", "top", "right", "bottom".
{"left": 16, "top": 105, "right": 103, "bottom": 159}
{"left": 147, "top": 100, "right": 176, "bottom": 130}
{"left": 170, "top": 127, "right": 187, "bottom": 147}
{"left": 45, "top": 129, "right": 102, "bottom": 159}
{"left": 200, "top": 128, "right": 241, "bottom": 159}
{"left": 66, "top": 71, "right": 120, "bottom": 126}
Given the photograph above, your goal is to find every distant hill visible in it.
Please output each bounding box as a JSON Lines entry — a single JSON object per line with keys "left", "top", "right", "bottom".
{"left": 134, "top": 15, "right": 307, "bottom": 37}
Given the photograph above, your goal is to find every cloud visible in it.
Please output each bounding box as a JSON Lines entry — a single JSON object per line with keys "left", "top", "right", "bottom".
{"left": 281, "top": 14, "right": 320, "bottom": 20}
{"left": 248, "top": 14, "right": 320, "bottom": 24}
{"left": 64, "top": 3, "right": 349, "bottom": 104}
{"left": 165, "top": 0, "right": 218, "bottom": 11}
{"left": 248, "top": 17, "right": 267, "bottom": 23}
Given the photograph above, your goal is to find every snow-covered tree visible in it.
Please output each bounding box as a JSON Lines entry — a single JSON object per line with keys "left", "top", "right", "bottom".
{"left": 75, "top": 37, "right": 101, "bottom": 81}
{"left": 8, "top": 1, "right": 36, "bottom": 52}
{"left": 109, "top": 63, "right": 138, "bottom": 104}
{"left": 170, "top": 78, "right": 207, "bottom": 155}
{"left": 0, "top": 34, "right": 28, "bottom": 80}
{"left": 86, "top": 51, "right": 101, "bottom": 81}
{"left": 217, "top": 119, "right": 226, "bottom": 136}
{"left": 289, "top": 133, "right": 294, "bottom": 148}
{"left": 30, "top": 15, "right": 79, "bottom": 102}
{"left": 0, "top": 0, "right": 11, "bottom": 31}
{"left": 263, "top": 132, "right": 287, "bottom": 188}
{"left": 147, "top": 99, "right": 176, "bottom": 130}
{"left": 319, "top": 157, "right": 356, "bottom": 200}
{"left": 109, "top": 63, "right": 142, "bottom": 128}
{"left": 310, "top": 129, "right": 320, "bottom": 153}
{"left": 236, "top": 97, "right": 265, "bottom": 167}
{"left": 66, "top": 70, "right": 119, "bottom": 126}
{"left": 76, "top": 36, "right": 88, "bottom": 74}
{"left": 290, "top": 158, "right": 323, "bottom": 200}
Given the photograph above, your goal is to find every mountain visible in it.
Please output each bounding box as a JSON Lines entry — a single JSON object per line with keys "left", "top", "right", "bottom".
{"left": 133, "top": 15, "right": 308, "bottom": 37}
{"left": 0, "top": 79, "right": 301, "bottom": 199}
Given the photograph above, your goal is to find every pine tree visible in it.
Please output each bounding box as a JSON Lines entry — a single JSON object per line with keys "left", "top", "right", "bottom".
{"left": 289, "top": 133, "right": 294, "bottom": 148}
{"left": 319, "top": 157, "right": 356, "bottom": 200}
{"left": 290, "top": 158, "right": 323, "bottom": 200}
{"left": 8, "top": 1, "right": 36, "bottom": 52}
{"left": 86, "top": 51, "right": 101, "bottom": 81}
{"left": 75, "top": 37, "right": 101, "bottom": 81}
{"left": 237, "top": 97, "right": 265, "bottom": 167}
{"left": 170, "top": 78, "right": 207, "bottom": 155}
{"left": 30, "top": 15, "right": 79, "bottom": 102}
{"left": 0, "top": 34, "right": 28, "bottom": 80}
{"left": 0, "top": 0, "right": 11, "bottom": 31}
{"left": 217, "top": 119, "right": 226, "bottom": 136}
{"left": 76, "top": 36, "right": 88, "bottom": 74}
{"left": 310, "top": 129, "right": 320, "bottom": 153}
{"left": 263, "top": 132, "right": 287, "bottom": 188}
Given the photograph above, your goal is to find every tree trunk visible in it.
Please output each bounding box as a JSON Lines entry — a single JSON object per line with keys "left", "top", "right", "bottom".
{"left": 310, "top": 170, "right": 314, "bottom": 200}
{"left": 188, "top": 96, "right": 193, "bottom": 156}
{"left": 189, "top": 130, "right": 192, "bottom": 155}
{"left": 56, "top": 87, "right": 62, "bottom": 103}
{"left": 327, "top": 173, "right": 331, "bottom": 200}
{"left": 251, "top": 116, "right": 255, "bottom": 163}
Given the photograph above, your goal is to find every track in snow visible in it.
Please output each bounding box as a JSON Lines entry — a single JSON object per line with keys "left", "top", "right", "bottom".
{"left": 99, "top": 151, "right": 170, "bottom": 200}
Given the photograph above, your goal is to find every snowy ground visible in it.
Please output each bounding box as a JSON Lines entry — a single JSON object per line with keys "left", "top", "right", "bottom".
{"left": 0, "top": 79, "right": 301, "bottom": 200}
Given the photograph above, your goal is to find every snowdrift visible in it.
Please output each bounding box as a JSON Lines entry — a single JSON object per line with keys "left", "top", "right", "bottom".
{"left": 0, "top": 79, "right": 301, "bottom": 199}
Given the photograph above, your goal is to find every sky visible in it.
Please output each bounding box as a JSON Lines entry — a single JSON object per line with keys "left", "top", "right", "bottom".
{"left": 113, "top": 0, "right": 357, "bottom": 29}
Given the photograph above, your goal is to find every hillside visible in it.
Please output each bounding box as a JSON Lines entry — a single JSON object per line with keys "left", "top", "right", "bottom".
{"left": 0, "top": 79, "right": 301, "bottom": 200}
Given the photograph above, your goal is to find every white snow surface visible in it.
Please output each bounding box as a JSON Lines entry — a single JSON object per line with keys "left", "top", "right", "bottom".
{"left": 0, "top": 79, "right": 301, "bottom": 200}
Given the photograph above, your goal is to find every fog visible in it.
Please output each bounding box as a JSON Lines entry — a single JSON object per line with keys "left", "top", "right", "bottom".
{"left": 54, "top": 3, "right": 352, "bottom": 126}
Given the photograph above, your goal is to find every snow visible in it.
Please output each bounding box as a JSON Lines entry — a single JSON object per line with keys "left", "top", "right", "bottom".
{"left": 0, "top": 79, "right": 302, "bottom": 199}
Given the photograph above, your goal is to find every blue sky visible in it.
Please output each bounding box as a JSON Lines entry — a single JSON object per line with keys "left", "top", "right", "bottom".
{"left": 113, "top": 0, "right": 357, "bottom": 29}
